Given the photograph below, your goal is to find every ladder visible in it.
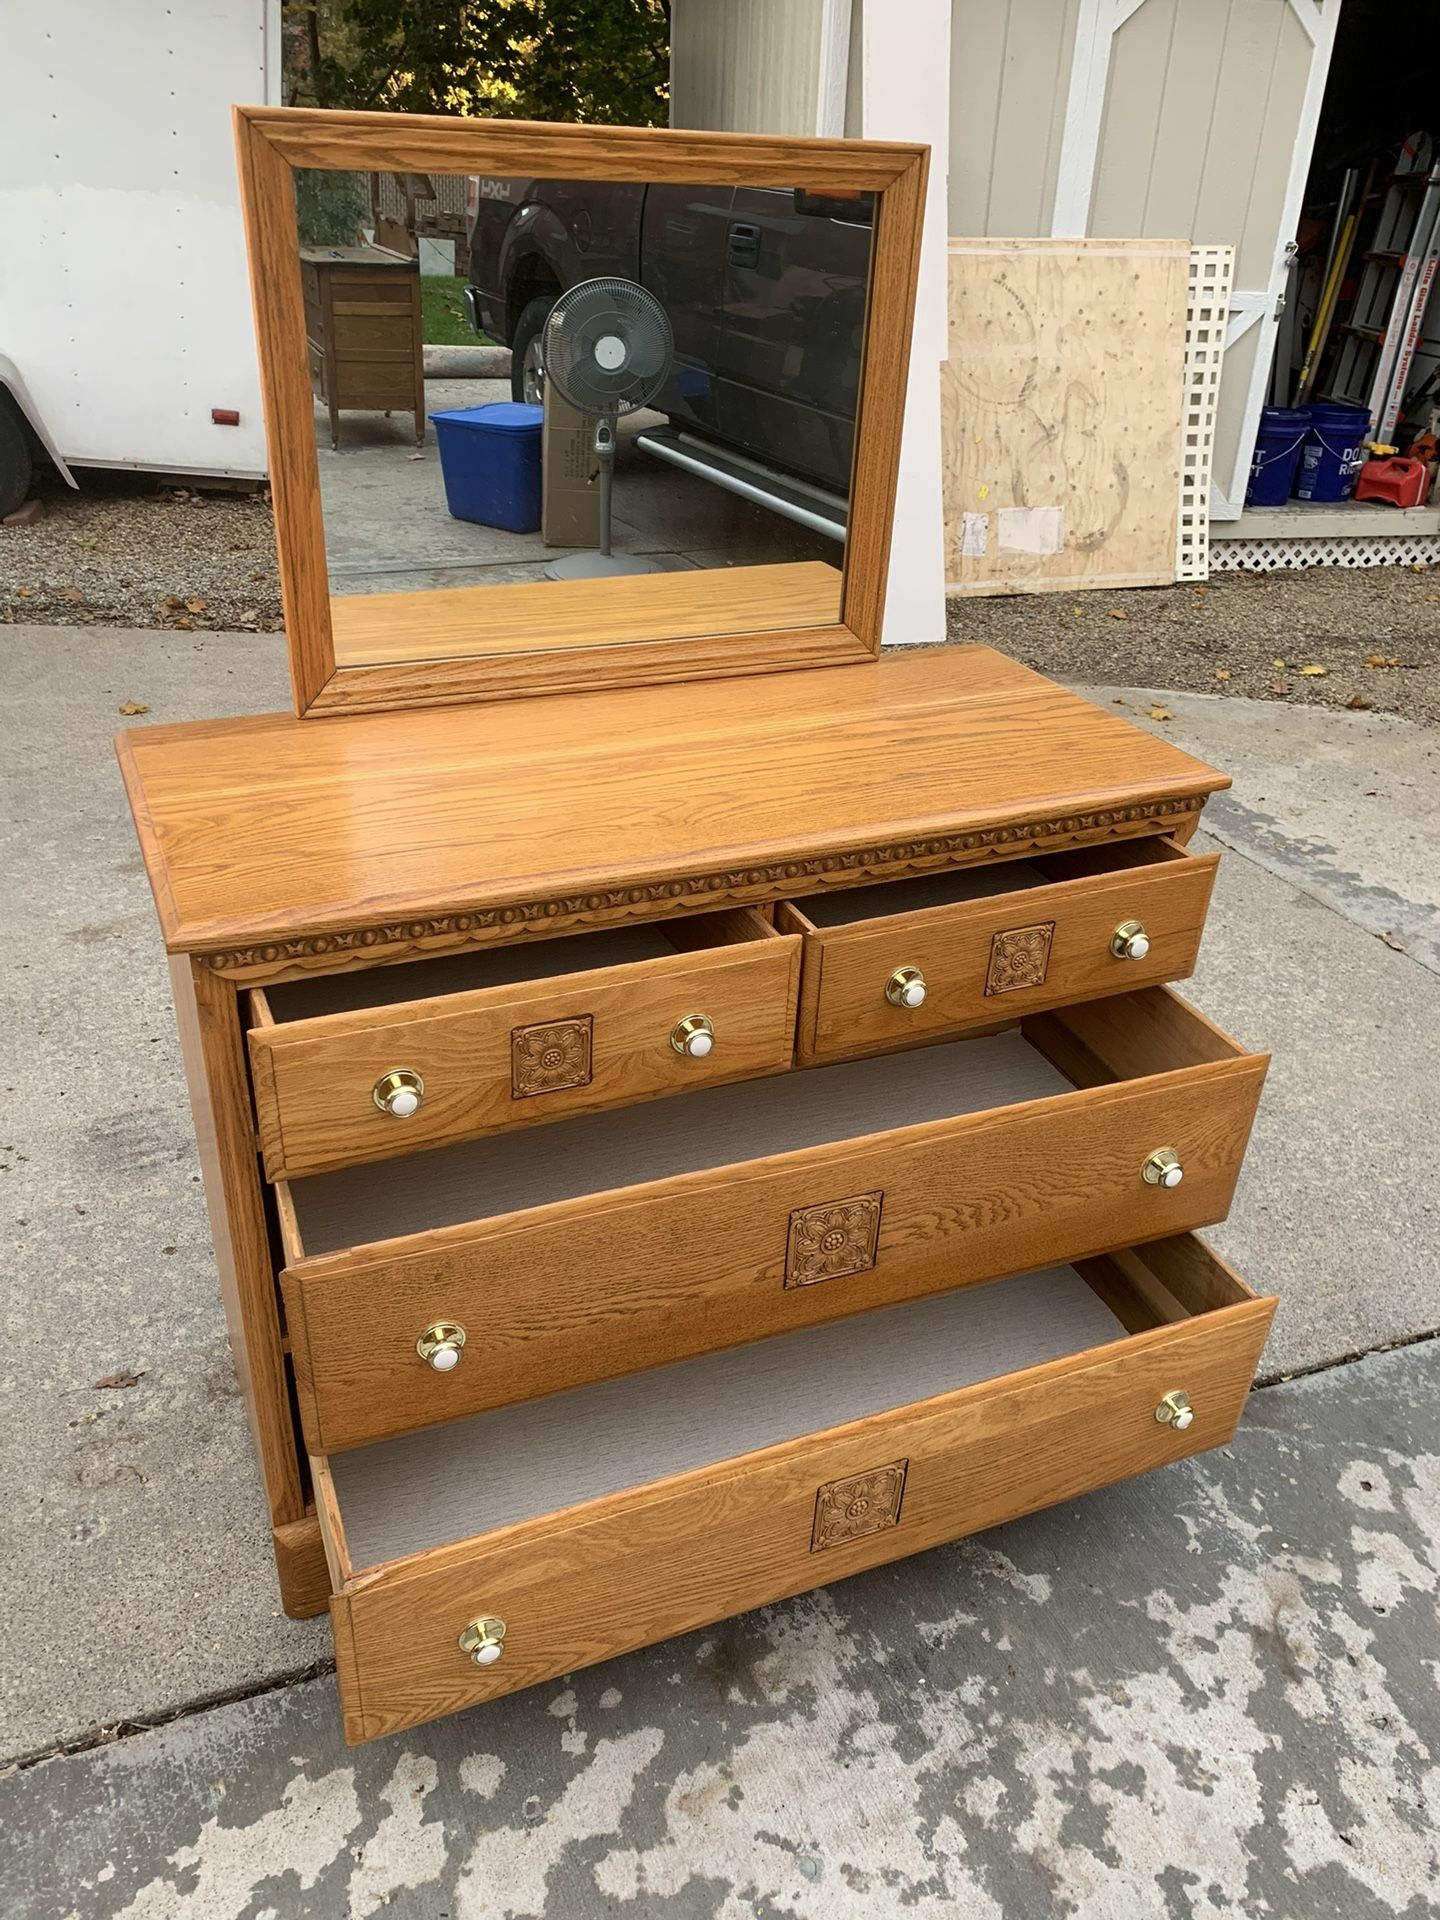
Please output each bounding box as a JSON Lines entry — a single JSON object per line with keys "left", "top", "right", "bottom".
{"left": 1326, "top": 133, "right": 1440, "bottom": 436}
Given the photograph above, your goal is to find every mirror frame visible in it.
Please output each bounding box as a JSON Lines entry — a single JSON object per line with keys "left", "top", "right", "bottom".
{"left": 235, "top": 106, "right": 928, "bottom": 718}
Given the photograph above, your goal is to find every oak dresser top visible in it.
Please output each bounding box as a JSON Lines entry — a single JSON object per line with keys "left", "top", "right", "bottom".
{"left": 116, "top": 647, "right": 1225, "bottom": 974}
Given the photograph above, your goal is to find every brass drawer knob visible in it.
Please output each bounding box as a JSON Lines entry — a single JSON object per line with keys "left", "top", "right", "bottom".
{"left": 1110, "top": 920, "right": 1151, "bottom": 961}
{"left": 671, "top": 1013, "right": 715, "bottom": 1058}
{"left": 885, "top": 965, "right": 927, "bottom": 1009}
{"left": 416, "top": 1321, "right": 466, "bottom": 1371}
{"left": 458, "top": 1615, "right": 506, "bottom": 1666}
{"left": 1155, "top": 1390, "right": 1194, "bottom": 1431}
{"left": 1141, "top": 1147, "right": 1184, "bottom": 1188}
{"left": 373, "top": 1068, "right": 424, "bottom": 1118}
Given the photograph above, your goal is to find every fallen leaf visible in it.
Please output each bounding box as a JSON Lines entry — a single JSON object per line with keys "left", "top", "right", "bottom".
{"left": 1380, "top": 930, "right": 1407, "bottom": 952}
{"left": 1411, "top": 562, "right": 1427, "bottom": 572}
{"left": 54, "top": 585, "right": 86, "bottom": 604}
{"left": 1212, "top": 668, "right": 1232, "bottom": 682}
{"left": 1148, "top": 704, "right": 1173, "bottom": 721}
{"left": 1271, "top": 658, "right": 1287, "bottom": 670}
{"left": 117, "top": 700, "right": 150, "bottom": 716}
{"left": 1346, "top": 693, "right": 1373, "bottom": 710}
{"left": 1269, "top": 678, "right": 1292, "bottom": 695}
{"left": 94, "top": 1370, "right": 145, "bottom": 1390}
{"left": 1364, "top": 654, "right": 1399, "bottom": 668}
{"left": 161, "top": 594, "right": 183, "bottom": 611}
{"left": 174, "top": 616, "right": 194, "bottom": 631}
{"left": 1427, "top": 594, "right": 1439, "bottom": 603}
{"left": 1192, "top": 585, "right": 1208, "bottom": 595}
{"left": 1298, "top": 663, "right": 1328, "bottom": 677}
{"left": 14, "top": 585, "right": 34, "bottom": 598}
{"left": 185, "top": 596, "right": 208, "bottom": 614}
{"left": 1108, "top": 608, "right": 1128, "bottom": 620}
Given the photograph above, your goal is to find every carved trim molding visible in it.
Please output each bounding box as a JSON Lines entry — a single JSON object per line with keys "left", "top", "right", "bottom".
{"left": 197, "top": 798, "right": 1204, "bottom": 978}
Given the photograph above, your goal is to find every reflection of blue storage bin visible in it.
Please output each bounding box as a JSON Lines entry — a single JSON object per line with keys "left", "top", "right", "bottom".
{"left": 429, "top": 402, "right": 543, "bottom": 532}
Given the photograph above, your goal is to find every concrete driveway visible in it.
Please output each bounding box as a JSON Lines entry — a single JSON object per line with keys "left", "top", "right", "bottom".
{"left": 2, "top": 626, "right": 1437, "bottom": 1917}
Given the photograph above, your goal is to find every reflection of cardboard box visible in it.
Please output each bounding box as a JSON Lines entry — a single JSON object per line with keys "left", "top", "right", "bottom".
{"left": 542, "top": 386, "right": 599, "bottom": 548}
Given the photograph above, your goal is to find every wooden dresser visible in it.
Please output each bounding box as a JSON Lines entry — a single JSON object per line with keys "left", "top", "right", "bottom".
{"left": 299, "top": 245, "right": 424, "bottom": 450}
{"left": 118, "top": 645, "right": 1273, "bottom": 1744}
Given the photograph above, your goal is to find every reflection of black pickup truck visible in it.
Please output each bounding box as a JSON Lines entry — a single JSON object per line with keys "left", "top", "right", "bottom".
{"left": 464, "top": 178, "right": 872, "bottom": 502}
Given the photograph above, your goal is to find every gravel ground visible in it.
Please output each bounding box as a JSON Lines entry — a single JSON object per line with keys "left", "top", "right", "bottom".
{"left": 0, "top": 469, "right": 281, "bottom": 635}
{"left": 948, "top": 563, "right": 1440, "bottom": 726}
{"left": 7, "top": 470, "right": 1439, "bottom": 726}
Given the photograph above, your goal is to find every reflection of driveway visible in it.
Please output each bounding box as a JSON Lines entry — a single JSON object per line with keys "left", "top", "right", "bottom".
{"left": 316, "top": 377, "right": 833, "bottom": 596}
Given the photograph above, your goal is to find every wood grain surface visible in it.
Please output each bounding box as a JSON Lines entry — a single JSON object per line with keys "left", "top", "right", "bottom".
{"left": 782, "top": 837, "right": 1218, "bottom": 1063}
{"left": 282, "top": 992, "right": 1267, "bottom": 1452}
{"left": 249, "top": 913, "right": 799, "bottom": 1179}
{"left": 314, "top": 1235, "right": 1274, "bottom": 1741}
{"left": 167, "top": 958, "right": 307, "bottom": 1534}
{"left": 115, "top": 647, "right": 1226, "bottom": 976}
{"left": 328, "top": 563, "right": 845, "bottom": 667}
{"left": 234, "top": 107, "right": 926, "bottom": 714}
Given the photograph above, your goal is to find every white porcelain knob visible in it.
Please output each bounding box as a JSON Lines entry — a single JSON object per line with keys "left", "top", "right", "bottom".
{"left": 1111, "top": 921, "right": 1151, "bottom": 961}
{"left": 671, "top": 1014, "right": 716, "bottom": 1057}
{"left": 458, "top": 1615, "right": 506, "bottom": 1666}
{"left": 416, "top": 1321, "right": 466, "bottom": 1370}
{"left": 1155, "top": 1390, "right": 1194, "bottom": 1431}
{"left": 1141, "top": 1148, "right": 1184, "bottom": 1189}
{"left": 886, "top": 966, "right": 927, "bottom": 1008}
{"left": 373, "top": 1068, "right": 425, "bottom": 1117}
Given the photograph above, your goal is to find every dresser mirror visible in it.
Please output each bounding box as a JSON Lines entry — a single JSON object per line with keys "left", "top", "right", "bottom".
{"left": 235, "top": 109, "right": 927, "bottom": 715}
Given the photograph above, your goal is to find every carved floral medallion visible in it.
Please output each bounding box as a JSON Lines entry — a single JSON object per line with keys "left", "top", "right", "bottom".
{"left": 985, "top": 921, "right": 1055, "bottom": 995}
{"left": 510, "top": 1016, "right": 593, "bottom": 1098}
{"left": 785, "top": 1192, "right": 884, "bottom": 1288}
{"left": 811, "top": 1460, "right": 909, "bottom": 1551}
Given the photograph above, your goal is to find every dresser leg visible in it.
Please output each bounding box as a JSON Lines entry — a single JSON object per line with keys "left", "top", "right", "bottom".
{"left": 274, "top": 1514, "right": 332, "bottom": 1619}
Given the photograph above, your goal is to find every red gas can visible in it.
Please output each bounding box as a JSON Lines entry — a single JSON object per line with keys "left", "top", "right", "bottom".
{"left": 1353, "top": 456, "right": 1430, "bottom": 507}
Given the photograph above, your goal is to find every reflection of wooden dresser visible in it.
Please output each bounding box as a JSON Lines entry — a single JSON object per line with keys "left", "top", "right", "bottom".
{"left": 299, "top": 246, "right": 423, "bottom": 449}
{"left": 117, "top": 647, "right": 1274, "bottom": 1745}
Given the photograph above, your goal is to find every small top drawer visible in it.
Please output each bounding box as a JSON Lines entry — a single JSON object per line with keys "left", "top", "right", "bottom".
{"left": 247, "top": 908, "right": 799, "bottom": 1181}
{"left": 777, "top": 836, "right": 1217, "bottom": 1064}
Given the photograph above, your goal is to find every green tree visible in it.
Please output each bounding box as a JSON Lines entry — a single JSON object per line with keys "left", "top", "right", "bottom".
{"left": 286, "top": 1, "right": 670, "bottom": 126}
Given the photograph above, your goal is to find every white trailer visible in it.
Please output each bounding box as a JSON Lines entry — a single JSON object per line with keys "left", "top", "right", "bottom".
{"left": 0, "top": 0, "right": 282, "bottom": 512}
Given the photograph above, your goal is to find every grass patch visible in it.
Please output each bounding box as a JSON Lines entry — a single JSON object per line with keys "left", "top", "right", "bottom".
{"left": 421, "top": 275, "right": 491, "bottom": 347}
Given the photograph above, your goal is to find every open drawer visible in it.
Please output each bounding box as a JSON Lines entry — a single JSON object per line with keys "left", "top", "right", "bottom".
{"left": 312, "top": 1232, "right": 1275, "bottom": 1742}
{"left": 247, "top": 909, "right": 800, "bottom": 1180}
{"left": 279, "top": 986, "right": 1268, "bottom": 1453}
{"left": 776, "top": 836, "right": 1218, "bottom": 1064}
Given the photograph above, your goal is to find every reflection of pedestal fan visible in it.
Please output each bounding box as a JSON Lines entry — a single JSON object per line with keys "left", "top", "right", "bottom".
{"left": 541, "top": 277, "right": 674, "bottom": 580}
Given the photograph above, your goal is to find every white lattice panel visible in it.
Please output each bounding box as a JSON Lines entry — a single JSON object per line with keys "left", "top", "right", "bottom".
{"left": 1176, "top": 245, "right": 1233, "bottom": 582}
{"left": 1210, "top": 534, "right": 1440, "bottom": 571}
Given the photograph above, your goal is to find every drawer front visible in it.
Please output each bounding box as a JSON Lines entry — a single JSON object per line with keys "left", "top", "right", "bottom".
{"left": 251, "top": 933, "right": 801, "bottom": 1181}
{"left": 789, "top": 848, "right": 1218, "bottom": 1064}
{"left": 325, "top": 1276, "right": 1274, "bottom": 1742}
{"left": 285, "top": 1049, "right": 1266, "bottom": 1452}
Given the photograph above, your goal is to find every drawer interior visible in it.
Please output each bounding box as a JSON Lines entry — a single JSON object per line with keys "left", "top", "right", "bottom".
{"left": 283, "top": 986, "right": 1250, "bottom": 1258}
{"left": 259, "top": 914, "right": 768, "bottom": 1024}
{"left": 786, "top": 836, "right": 1189, "bottom": 928}
{"left": 318, "top": 1238, "right": 1257, "bottom": 1575}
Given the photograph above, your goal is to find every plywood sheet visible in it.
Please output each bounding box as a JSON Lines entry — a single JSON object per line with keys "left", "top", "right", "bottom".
{"left": 941, "top": 237, "right": 1189, "bottom": 596}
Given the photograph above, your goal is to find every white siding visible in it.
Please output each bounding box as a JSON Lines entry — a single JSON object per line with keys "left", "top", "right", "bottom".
{"left": 948, "top": 0, "right": 1080, "bottom": 236}
{"left": 670, "top": 0, "right": 827, "bottom": 134}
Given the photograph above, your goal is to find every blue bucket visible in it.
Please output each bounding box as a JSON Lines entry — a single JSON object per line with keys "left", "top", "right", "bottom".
{"left": 1294, "top": 403, "right": 1372, "bottom": 503}
{"left": 1245, "top": 407, "right": 1311, "bottom": 507}
{"left": 429, "top": 401, "right": 544, "bottom": 532}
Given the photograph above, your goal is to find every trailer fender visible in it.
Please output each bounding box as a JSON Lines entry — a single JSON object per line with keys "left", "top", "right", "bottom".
{"left": 0, "top": 355, "right": 78, "bottom": 488}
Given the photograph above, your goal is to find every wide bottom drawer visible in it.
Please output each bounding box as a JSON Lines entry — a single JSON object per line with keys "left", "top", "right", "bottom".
{"left": 314, "top": 1232, "right": 1275, "bottom": 1743}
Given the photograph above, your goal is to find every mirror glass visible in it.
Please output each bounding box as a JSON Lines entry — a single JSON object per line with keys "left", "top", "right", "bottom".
{"left": 292, "top": 168, "right": 875, "bottom": 670}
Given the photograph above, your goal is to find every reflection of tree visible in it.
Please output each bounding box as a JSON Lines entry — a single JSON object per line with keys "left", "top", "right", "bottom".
{"left": 284, "top": 1, "right": 670, "bottom": 127}
{"left": 294, "top": 168, "right": 369, "bottom": 247}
